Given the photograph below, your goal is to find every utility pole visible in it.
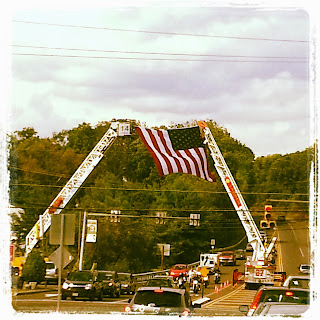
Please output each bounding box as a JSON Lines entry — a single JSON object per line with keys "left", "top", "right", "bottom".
{"left": 56, "top": 214, "right": 65, "bottom": 312}
{"left": 79, "top": 211, "right": 87, "bottom": 271}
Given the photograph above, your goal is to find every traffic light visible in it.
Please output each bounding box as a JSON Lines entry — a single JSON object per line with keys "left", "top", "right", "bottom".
{"left": 260, "top": 205, "right": 276, "bottom": 229}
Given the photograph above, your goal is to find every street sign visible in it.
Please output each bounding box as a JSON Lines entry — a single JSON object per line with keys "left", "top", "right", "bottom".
{"left": 50, "top": 214, "right": 75, "bottom": 245}
{"left": 49, "top": 246, "right": 74, "bottom": 269}
{"left": 158, "top": 243, "right": 170, "bottom": 256}
{"left": 86, "top": 219, "right": 97, "bottom": 242}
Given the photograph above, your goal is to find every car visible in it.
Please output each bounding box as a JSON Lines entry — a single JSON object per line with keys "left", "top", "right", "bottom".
{"left": 97, "top": 270, "right": 121, "bottom": 298}
{"left": 234, "top": 249, "right": 245, "bottom": 260}
{"left": 118, "top": 272, "right": 136, "bottom": 294}
{"left": 240, "top": 302, "right": 309, "bottom": 316}
{"left": 61, "top": 270, "right": 102, "bottom": 301}
{"left": 169, "top": 264, "right": 189, "bottom": 279}
{"left": 146, "top": 275, "right": 176, "bottom": 288}
{"left": 124, "top": 286, "right": 200, "bottom": 316}
{"left": 298, "top": 264, "right": 311, "bottom": 274}
{"left": 241, "top": 285, "right": 310, "bottom": 316}
{"left": 219, "top": 251, "right": 236, "bottom": 266}
{"left": 283, "top": 275, "right": 310, "bottom": 289}
{"left": 45, "top": 261, "right": 58, "bottom": 284}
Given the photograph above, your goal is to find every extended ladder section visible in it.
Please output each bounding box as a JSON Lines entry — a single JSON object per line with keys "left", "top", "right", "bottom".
{"left": 25, "top": 122, "right": 130, "bottom": 255}
{"left": 199, "top": 122, "right": 265, "bottom": 261}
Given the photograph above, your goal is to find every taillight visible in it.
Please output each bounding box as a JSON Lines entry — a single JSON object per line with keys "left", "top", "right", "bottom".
{"left": 154, "top": 289, "right": 163, "bottom": 293}
{"left": 124, "top": 305, "right": 131, "bottom": 312}
{"left": 285, "top": 291, "right": 294, "bottom": 296}
{"left": 250, "top": 290, "right": 263, "bottom": 310}
{"left": 181, "top": 309, "right": 190, "bottom": 317}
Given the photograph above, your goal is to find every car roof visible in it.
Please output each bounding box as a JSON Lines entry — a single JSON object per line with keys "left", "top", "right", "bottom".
{"left": 258, "top": 285, "right": 310, "bottom": 292}
{"left": 138, "top": 286, "right": 185, "bottom": 294}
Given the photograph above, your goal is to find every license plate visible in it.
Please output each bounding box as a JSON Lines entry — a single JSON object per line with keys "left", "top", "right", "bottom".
{"left": 72, "top": 293, "right": 79, "bottom": 296}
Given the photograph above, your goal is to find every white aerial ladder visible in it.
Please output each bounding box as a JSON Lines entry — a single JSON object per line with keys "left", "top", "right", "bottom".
{"left": 25, "top": 122, "right": 130, "bottom": 255}
{"left": 198, "top": 121, "right": 277, "bottom": 288}
{"left": 198, "top": 121, "right": 265, "bottom": 261}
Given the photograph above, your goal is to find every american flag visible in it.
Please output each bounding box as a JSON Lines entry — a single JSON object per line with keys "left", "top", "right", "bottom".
{"left": 136, "top": 126, "right": 215, "bottom": 182}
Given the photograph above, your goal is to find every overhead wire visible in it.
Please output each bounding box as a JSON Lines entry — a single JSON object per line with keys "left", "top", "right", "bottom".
{"left": 13, "top": 20, "right": 309, "bottom": 43}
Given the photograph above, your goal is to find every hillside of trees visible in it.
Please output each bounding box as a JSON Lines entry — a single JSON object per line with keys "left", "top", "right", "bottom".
{"left": 8, "top": 120, "right": 312, "bottom": 273}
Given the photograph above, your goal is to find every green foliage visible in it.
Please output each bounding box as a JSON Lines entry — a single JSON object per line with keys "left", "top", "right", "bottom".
{"left": 22, "top": 251, "right": 46, "bottom": 283}
{"left": 9, "top": 120, "right": 313, "bottom": 273}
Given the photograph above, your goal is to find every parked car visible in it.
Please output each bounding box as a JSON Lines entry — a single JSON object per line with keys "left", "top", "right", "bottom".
{"left": 61, "top": 270, "right": 102, "bottom": 301}
{"left": 97, "top": 270, "right": 121, "bottom": 298}
{"left": 241, "top": 286, "right": 310, "bottom": 316}
{"left": 240, "top": 302, "right": 309, "bottom": 316}
{"left": 146, "top": 275, "right": 175, "bottom": 288}
{"left": 298, "top": 264, "right": 311, "bottom": 274}
{"left": 219, "top": 251, "right": 236, "bottom": 266}
{"left": 118, "top": 272, "right": 136, "bottom": 294}
{"left": 124, "top": 286, "right": 200, "bottom": 316}
{"left": 45, "top": 261, "right": 58, "bottom": 284}
{"left": 283, "top": 275, "right": 310, "bottom": 289}
{"left": 169, "top": 264, "right": 189, "bottom": 279}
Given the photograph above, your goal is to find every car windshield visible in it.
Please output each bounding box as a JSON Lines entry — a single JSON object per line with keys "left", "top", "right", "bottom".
{"left": 288, "top": 279, "right": 310, "bottom": 289}
{"left": 46, "top": 263, "right": 55, "bottom": 269}
{"left": 147, "top": 279, "right": 172, "bottom": 287}
{"left": 98, "top": 273, "right": 113, "bottom": 281}
{"left": 134, "top": 290, "right": 182, "bottom": 307}
{"left": 68, "top": 272, "right": 92, "bottom": 282}
{"left": 261, "top": 290, "right": 309, "bottom": 304}
{"left": 173, "top": 265, "right": 186, "bottom": 270}
{"left": 119, "top": 274, "right": 130, "bottom": 281}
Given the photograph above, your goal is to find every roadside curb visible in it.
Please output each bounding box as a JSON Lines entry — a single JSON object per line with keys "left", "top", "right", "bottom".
{"left": 12, "top": 288, "right": 56, "bottom": 296}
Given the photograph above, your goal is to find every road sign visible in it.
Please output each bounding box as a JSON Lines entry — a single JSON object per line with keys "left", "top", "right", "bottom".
{"left": 49, "top": 246, "right": 74, "bottom": 269}
{"left": 50, "top": 214, "right": 75, "bottom": 245}
{"left": 86, "top": 219, "right": 97, "bottom": 242}
{"left": 158, "top": 243, "right": 170, "bottom": 256}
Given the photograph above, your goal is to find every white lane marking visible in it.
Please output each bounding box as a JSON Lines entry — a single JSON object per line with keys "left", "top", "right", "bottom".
{"left": 299, "top": 247, "right": 305, "bottom": 257}
{"left": 45, "top": 293, "right": 58, "bottom": 297}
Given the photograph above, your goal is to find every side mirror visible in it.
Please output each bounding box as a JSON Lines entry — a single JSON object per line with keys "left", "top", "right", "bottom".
{"left": 239, "top": 305, "right": 249, "bottom": 313}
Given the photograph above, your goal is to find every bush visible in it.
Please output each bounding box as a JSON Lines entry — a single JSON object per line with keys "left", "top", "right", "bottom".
{"left": 22, "top": 251, "right": 46, "bottom": 283}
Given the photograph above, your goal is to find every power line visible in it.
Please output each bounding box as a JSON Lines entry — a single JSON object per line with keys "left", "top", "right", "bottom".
{"left": 12, "top": 44, "right": 307, "bottom": 60}
{"left": 13, "top": 20, "right": 308, "bottom": 43}
{"left": 9, "top": 182, "right": 310, "bottom": 196}
{"left": 12, "top": 52, "right": 307, "bottom": 63}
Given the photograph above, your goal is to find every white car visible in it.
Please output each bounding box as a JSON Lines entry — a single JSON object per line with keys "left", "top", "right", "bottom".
{"left": 253, "top": 302, "right": 309, "bottom": 316}
{"left": 45, "top": 261, "right": 58, "bottom": 284}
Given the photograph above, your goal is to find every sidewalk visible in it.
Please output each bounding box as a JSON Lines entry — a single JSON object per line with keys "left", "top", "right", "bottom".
{"left": 12, "top": 283, "right": 57, "bottom": 296}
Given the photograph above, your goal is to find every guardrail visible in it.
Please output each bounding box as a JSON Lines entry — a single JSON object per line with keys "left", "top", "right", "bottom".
{"left": 132, "top": 261, "right": 200, "bottom": 284}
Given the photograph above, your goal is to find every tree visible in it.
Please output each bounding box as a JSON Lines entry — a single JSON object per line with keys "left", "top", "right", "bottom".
{"left": 22, "top": 251, "right": 46, "bottom": 283}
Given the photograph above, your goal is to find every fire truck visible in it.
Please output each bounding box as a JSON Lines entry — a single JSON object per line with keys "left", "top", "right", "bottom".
{"left": 198, "top": 121, "right": 277, "bottom": 289}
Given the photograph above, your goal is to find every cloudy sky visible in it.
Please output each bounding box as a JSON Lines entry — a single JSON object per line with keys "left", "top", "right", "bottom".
{"left": 8, "top": 1, "right": 316, "bottom": 157}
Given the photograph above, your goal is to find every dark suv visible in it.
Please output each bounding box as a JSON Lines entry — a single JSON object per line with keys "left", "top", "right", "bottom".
{"left": 97, "top": 271, "right": 121, "bottom": 298}
{"left": 61, "top": 270, "right": 102, "bottom": 301}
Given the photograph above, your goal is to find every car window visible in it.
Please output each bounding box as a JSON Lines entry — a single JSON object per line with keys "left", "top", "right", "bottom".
{"left": 119, "top": 274, "right": 130, "bottom": 281}
{"left": 134, "top": 290, "right": 182, "bottom": 307}
{"left": 174, "top": 265, "right": 186, "bottom": 270}
{"left": 68, "top": 272, "right": 92, "bottom": 282}
{"left": 98, "top": 273, "right": 113, "bottom": 281}
{"left": 147, "top": 279, "right": 172, "bottom": 287}
{"left": 262, "top": 290, "right": 309, "bottom": 304}
{"left": 289, "top": 279, "right": 310, "bottom": 289}
{"left": 46, "top": 263, "right": 55, "bottom": 269}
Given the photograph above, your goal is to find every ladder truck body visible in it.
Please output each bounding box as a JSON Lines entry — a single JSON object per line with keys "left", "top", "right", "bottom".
{"left": 25, "top": 122, "right": 130, "bottom": 255}
{"left": 198, "top": 121, "right": 276, "bottom": 289}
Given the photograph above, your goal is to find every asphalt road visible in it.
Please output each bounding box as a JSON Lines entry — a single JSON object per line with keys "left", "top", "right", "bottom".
{"left": 11, "top": 219, "right": 310, "bottom": 316}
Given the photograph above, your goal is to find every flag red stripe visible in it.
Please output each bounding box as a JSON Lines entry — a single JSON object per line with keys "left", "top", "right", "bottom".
{"left": 136, "top": 127, "right": 165, "bottom": 176}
